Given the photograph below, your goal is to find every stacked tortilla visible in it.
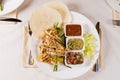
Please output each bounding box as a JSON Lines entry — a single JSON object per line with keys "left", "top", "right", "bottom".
{"left": 30, "top": 1, "right": 72, "bottom": 40}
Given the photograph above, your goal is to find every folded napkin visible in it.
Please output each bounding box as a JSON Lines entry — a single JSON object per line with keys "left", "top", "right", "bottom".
{"left": 22, "top": 27, "right": 37, "bottom": 68}
{"left": 0, "top": 9, "right": 18, "bottom": 24}
{"left": 113, "top": 10, "right": 120, "bottom": 28}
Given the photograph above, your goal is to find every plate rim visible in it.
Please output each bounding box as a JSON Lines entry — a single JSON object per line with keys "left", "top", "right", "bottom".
{"left": 106, "top": 0, "right": 120, "bottom": 12}
{"left": 0, "top": 0, "right": 24, "bottom": 15}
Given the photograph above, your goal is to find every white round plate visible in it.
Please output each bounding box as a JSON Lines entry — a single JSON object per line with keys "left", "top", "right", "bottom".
{"left": 31, "top": 11, "right": 100, "bottom": 79}
{"left": 106, "top": 0, "right": 120, "bottom": 12}
{"left": 0, "top": 0, "right": 24, "bottom": 15}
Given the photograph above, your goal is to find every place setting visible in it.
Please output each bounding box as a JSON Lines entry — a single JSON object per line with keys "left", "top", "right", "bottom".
{"left": 1, "top": 0, "right": 120, "bottom": 80}
{"left": 22, "top": 1, "right": 103, "bottom": 79}
{"left": 0, "top": 0, "right": 24, "bottom": 24}
{"left": 106, "top": 0, "right": 120, "bottom": 28}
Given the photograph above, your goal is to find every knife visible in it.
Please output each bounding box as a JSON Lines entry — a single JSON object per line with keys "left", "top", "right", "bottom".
{"left": 92, "top": 22, "right": 101, "bottom": 72}
{"left": 0, "top": 17, "right": 22, "bottom": 22}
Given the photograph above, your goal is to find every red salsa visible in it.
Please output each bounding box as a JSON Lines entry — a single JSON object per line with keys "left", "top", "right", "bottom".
{"left": 66, "top": 24, "right": 82, "bottom": 36}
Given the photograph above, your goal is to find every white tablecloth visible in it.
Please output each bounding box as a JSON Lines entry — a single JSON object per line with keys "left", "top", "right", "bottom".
{"left": 0, "top": 0, "right": 120, "bottom": 80}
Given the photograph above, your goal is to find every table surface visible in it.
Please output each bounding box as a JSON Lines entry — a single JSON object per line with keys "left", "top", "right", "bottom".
{"left": 0, "top": 0, "right": 120, "bottom": 80}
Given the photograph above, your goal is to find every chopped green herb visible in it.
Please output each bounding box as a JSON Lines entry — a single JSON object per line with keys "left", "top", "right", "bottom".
{"left": 53, "top": 22, "right": 65, "bottom": 46}
{"left": 0, "top": 3, "right": 3, "bottom": 11}
{"left": 67, "top": 38, "right": 84, "bottom": 50}
{"left": 53, "top": 55, "right": 59, "bottom": 72}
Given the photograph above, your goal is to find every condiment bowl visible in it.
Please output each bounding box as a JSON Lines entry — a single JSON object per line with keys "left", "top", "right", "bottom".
{"left": 64, "top": 24, "right": 83, "bottom": 37}
{"left": 65, "top": 51, "right": 84, "bottom": 66}
{"left": 66, "top": 37, "right": 84, "bottom": 51}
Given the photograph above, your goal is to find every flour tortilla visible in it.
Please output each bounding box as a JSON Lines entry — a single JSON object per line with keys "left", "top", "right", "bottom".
{"left": 43, "top": 1, "right": 72, "bottom": 28}
{"left": 30, "top": 6, "right": 62, "bottom": 40}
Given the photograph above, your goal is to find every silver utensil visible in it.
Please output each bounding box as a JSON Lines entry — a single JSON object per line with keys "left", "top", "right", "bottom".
{"left": 28, "top": 22, "right": 32, "bottom": 36}
{"left": 28, "top": 51, "right": 34, "bottom": 65}
{"left": 112, "top": 20, "right": 120, "bottom": 26}
{"left": 28, "top": 22, "right": 34, "bottom": 65}
{"left": 0, "top": 17, "right": 22, "bottom": 22}
{"left": 92, "top": 22, "right": 101, "bottom": 72}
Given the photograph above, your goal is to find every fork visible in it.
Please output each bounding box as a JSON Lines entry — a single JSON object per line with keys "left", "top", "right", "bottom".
{"left": 28, "top": 51, "right": 34, "bottom": 65}
{"left": 28, "top": 22, "right": 34, "bottom": 65}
